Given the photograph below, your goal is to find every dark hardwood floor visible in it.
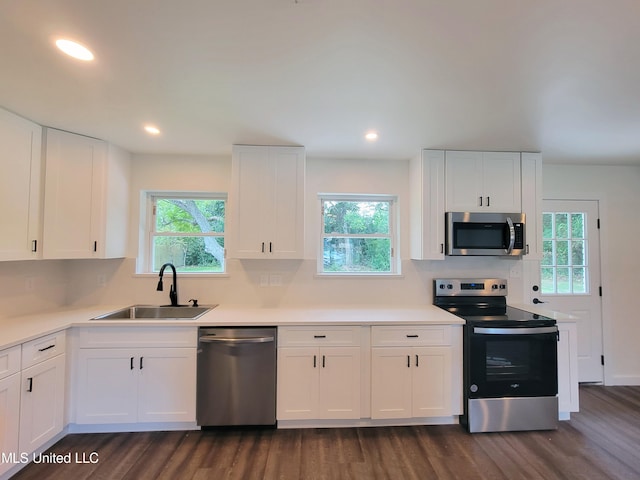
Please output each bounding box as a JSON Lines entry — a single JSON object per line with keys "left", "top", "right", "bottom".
{"left": 10, "top": 385, "right": 640, "bottom": 480}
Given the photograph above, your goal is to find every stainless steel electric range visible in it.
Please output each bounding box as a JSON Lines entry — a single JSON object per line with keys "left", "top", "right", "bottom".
{"left": 434, "top": 278, "right": 559, "bottom": 433}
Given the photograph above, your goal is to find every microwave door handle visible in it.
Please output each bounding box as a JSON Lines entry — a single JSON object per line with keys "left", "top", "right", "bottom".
{"left": 505, "top": 217, "right": 515, "bottom": 254}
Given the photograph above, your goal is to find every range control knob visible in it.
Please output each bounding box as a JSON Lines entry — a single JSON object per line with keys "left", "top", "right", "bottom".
{"left": 470, "top": 384, "right": 478, "bottom": 393}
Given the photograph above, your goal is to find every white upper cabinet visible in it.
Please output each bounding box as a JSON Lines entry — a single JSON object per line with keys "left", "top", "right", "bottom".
{"left": 410, "top": 150, "right": 445, "bottom": 260}
{"left": 229, "top": 145, "right": 305, "bottom": 259}
{"left": 445, "top": 151, "right": 522, "bottom": 212}
{"left": 42, "top": 129, "right": 130, "bottom": 259}
{"left": 521, "top": 152, "right": 543, "bottom": 259}
{"left": 0, "top": 108, "right": 43, "bottom": 261}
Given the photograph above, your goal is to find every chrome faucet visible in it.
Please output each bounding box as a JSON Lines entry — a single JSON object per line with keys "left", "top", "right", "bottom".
{"left": 157, "top": 263, "right": 179, "bottom": 306}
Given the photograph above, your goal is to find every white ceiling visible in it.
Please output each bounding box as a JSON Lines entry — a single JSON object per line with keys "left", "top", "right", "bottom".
{"left": 2, "top": 0, "right": 640, "bottom": 165}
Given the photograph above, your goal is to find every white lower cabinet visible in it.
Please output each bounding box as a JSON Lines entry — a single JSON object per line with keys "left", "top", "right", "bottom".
{"left": 18, "top": 355, "right": 66, "bottom": 453}
{"left": 558, "top": 322, "right": 579, "bottom": 415}
{"left": 371, "top": 326, "right": 462, "bottom": 420}
{"left": 0, "top": 345, "right": 21, "bottom": 477}
{"left": 277, "top": 327, "right": 361, "bottom": 420}
{"left": 75, "top": 327, "right": 197, "bottom": 425}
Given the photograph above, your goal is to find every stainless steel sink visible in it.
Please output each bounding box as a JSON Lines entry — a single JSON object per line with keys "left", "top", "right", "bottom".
{"left": 91, "top": 305, "right": 216, "bottom": 321}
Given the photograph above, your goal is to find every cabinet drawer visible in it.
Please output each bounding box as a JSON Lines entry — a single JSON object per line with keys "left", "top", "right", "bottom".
{"left": 278, "top": 326, "right": 361, "bottom": 347}
{"left": 21, "top": 331, "right": 66, "bottom": 369}
{"left": 0, "top": 345, "right": 21, "bottom": 380}
{"left": 77, "top": 326, "right": 197, "bottom": 348}
{"left": 371, "top": 325, "right": 451, "bottom": 347}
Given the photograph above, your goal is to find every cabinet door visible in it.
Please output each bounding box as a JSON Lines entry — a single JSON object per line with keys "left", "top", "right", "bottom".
{"left": 19, "top": 355, "right": 65, "bottom": 453}
{"left": 276, "top": 347, "right": 319, "bottom": 420}
{"left": 42, "top": 128, "right": 106, "bottom": 259}
{"left": 445, "top": 151, "right": 483, "bottom": 212}
{"left": 0, "top": 108, "right": 42, "bottom": 261}
{"left": 75, "top": 349, "right": 138, "bottom": 424}
{"left": 410, "top": 150, "right": 445, "bottom": 260}
{"left": 318, "top": 347, "right": 360, "bottom": 419}
{"left": 268, "top": 146, "right": 305, "bottom": 258}
{"left": 137, "top": 348, "right": 196, "bottom": 423}
{"left": 230, "top": 145, "right": 305, "bottom": 259}
{"left": 0, "top": 373, "right": 21, "bottom": 476}
{"left": 412, "top": 347, "right": 452, "bottom": 417}
{"left": 481, "top": 152, "right": 521, "bottom": 212}
{"left": 370, "top": 348, "right": 412, "bottom": 419}
{"left": 558, "top": 324, "right": 579, "bottom": 414}
{"left": 231, "top": 146, "right": 270, "bottom": 257}
{"left": 521, "top": 152, "right": 542, "bottom": 258}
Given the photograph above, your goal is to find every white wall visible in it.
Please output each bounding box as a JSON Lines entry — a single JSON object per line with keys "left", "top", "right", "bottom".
{"left": 543, "top": 164, "right": 640, "bottom": 385}
{"left": 63, "top": 154, "right": 517, "bottom": 309}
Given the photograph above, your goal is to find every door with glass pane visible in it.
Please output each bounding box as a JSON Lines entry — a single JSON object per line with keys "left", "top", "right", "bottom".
{"left": 539, "top": 200, "right": 603, "bottom": 383}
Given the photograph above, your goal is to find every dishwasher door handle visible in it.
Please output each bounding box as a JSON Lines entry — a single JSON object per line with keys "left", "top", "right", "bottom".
{"left": 199, "top": 335, "right": 275, "bottom": 344}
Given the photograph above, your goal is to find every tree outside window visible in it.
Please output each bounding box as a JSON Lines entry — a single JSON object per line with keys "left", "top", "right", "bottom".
{"left": 150, "top": 195, "right": 225, "bottom": 273}
{"left": 320, "top": 196, "right": 397, "bottom": 274}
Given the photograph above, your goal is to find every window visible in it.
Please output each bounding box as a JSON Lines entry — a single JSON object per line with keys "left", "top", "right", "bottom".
{"left": 541, "top": 211, "right": 588, "bottom": 294}
{"left": 143, "top": 193, "right": 226, "bottom": 273}
{"left": 319, "top": 195, "right": 398, "bottom": 274}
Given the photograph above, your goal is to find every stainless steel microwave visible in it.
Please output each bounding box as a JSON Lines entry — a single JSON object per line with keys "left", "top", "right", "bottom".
{"left": 445, "top": 212, "right": 525, "bottom": 256}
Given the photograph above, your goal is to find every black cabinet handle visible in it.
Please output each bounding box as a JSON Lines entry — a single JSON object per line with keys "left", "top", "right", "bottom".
{"left": 93, "top": 241, "right": 98, "bottom": 252}
{"left": 479, "top": 196, "right": 483, "bottom": 206}
{"left": 487, "top": 196, "right": 490, "bottom": 207}
{"left": 32, "top": 240, "right": 38, "bottom": 252}
{"left": 322, "top": 355, "right": 325, "bottom": 368}
{"left": 140, "top": 357, "right": 144, "bottom": 369}
{"left": 269, "top": 242, "right": 272, "bottom": 253}
{"left": 406, "top": 334, "right": 419, "bottom": 338}
{"left": 313, "top": 355, "right": 317, "bottom": 368}
{"left": 313, "top": 335, "right": 326, "bottom": 339}
{"left": 407, "top": 355, "right": 410, "bottom": 368}
{"left": 416, "top": 354, "right": 419, "bottom": 367}
{"left": 130, "top": 357, "right": 134, "bottom": 370}
{"left": 38, "top": 344, "right": 55, "bottom": 352}
{"left": 27, "top": 377, "right": 33, "bottom": 392}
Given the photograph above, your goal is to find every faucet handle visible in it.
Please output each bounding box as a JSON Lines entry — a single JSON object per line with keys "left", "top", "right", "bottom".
{"left": 188, "top": 298, "right": 199, "bottom": 307}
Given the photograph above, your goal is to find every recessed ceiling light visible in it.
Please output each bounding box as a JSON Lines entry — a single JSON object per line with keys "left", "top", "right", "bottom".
{"left": 55, "top": 39, "right": 94, "bottom": 61}
{"left": 144, "top": 125, "right": 161, "bottom": 136}
{"left": 365, "top": 131, "right": 379, "bottom": 141}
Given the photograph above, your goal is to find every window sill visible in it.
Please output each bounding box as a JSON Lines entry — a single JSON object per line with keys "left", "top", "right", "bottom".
{"left": 134, "top": 272, "right": 229, "bottom": 278}
{"left": 314, "top": 272, "right": 404, "bottom": 279}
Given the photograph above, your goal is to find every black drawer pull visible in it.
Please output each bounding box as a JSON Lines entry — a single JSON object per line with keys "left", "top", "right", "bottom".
{"left": 38, "top": 344, "right": 55, "bottom": 352}
{"left": 130, "top": 357, "right": 134, "bottom": 370}
{"left": 313, "top": 335, "right": 327, "bottom": 339}
{"left": 406, "top": 334, "right": 419, "bottom": 338}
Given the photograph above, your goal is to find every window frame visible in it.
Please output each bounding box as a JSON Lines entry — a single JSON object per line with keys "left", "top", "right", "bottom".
{"left": 317, "top": 193, "right": 400, "bottom": 276}
{"left": 138, "top": 191, "right": 227, "bottom": 275}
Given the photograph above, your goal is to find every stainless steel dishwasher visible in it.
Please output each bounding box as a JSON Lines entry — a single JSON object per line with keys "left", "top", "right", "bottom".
{"left": 197, "top": 327, "right": 277, "bottom": 427}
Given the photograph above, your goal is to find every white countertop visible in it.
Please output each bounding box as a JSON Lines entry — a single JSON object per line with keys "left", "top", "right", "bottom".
{"left": 1, "top": 302, "right": 576, "bottom": 351}
{"left": 0, "top": 303, "right": 464, "bottom": 350}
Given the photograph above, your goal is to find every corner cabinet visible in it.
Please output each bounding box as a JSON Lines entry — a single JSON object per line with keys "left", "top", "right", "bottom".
{"left": 410, "top": 150, "right": 445, "bottom": 260}
{"left": 229, "top": 145, "right": 305, "bottom": 259}
{"left": 0, "top": 108, "right": 43, "bottom": 261}
{"left": 42, "top": 129, "right": 130, "bottom": 259}
{"left": 277, "top": 326, "right": 361, "bottom": 420}
{"left": 74, "top": 327, "right": 197, "bottom": 425}
{"left": 371, "top": 325, "right": 462, "bottom": 419}
{"left": 445, "top": 151, "right": 521, "bottom": 212}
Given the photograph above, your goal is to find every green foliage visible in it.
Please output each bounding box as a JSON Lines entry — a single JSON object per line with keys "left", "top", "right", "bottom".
{"left": 153, "top": 198, "right": 225, "bottom": 272}
{"left": 322, "top": 200, "right": 391, "bottom": 272}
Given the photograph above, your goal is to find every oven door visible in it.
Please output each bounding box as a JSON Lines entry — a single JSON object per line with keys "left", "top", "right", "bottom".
{"left": 467, "top": 325, "right": 558, "bottom": 398}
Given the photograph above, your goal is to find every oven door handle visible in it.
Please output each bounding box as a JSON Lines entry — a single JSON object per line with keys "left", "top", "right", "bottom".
{"left": 473, "top": 326, "right": 558, "bottom": 335}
